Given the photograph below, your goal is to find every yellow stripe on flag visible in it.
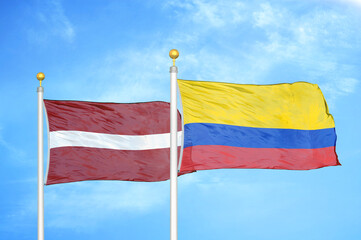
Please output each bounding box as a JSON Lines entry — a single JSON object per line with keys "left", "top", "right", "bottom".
{"left": 177, "top": 79, "right": 335, "bottom": 130}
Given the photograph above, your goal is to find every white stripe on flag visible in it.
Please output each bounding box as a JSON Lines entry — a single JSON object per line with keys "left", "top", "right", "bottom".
{"left": 50, "top": 130, "right": 183, "bottom": 150}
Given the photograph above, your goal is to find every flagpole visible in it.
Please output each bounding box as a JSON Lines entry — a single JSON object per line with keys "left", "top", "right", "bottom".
{"left": 169, "top": 49, "right": 179, "bottom": 240}
{"left": 37, "top": 72, "right": 45, "bottom": 240}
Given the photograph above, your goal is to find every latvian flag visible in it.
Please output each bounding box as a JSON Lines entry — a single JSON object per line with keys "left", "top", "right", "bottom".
{"left": 44, "top": 100, "right": 182, "bottom": 185}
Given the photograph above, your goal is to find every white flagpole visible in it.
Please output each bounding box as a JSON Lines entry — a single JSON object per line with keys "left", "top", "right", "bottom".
{"left": 169, "top": 49, "right": 179, "bottom": 240}
{"left": 37, "top": 72, "right": 45, "bottom": 240}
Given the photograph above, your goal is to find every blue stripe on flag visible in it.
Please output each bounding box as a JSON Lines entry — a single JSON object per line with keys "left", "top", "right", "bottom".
{"left": 184, "top": 123, "right": 336, "bottom": 149}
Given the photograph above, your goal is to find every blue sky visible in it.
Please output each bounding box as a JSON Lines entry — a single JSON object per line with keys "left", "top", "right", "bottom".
{"left": 1, "top": 0, "right": 361, "bottom": 239}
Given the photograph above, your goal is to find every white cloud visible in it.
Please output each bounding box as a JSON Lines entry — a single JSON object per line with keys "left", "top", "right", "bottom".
{"left": 43, "top": 45, "right": 175, "bottom": 103}
{"left": 0, "top": 127, "right": 26, "bottom": 161}
{"left": 321, "top": 77, "right": 359, "bottom": 107}
{"left": 62, "top": 1, "right": 359, "bottom": 108}
{"left": 165, "top": 1, "right": 361, "bottom": 108}
{"left": 29, "top": 0, "right": 75, "bottom": 43}
{"left": 44, "top": 181, "right": 168, "bottom": 229}
{"left": 3, "top": 180, "right": 169, "bottom": 231}
{"left": 165, "top": 0, "right": 246, "bottom": 28}
{"left": 333, "top": 0, "right": 361, "bottom": 7}
{"left": 93, "top": 48, "right": 172, "bottom": 103}
{"left": 338, "top": 78, "right": 358, "bottom": 93}
{"left": 248, "top": 3, "right": 361, "bottom": 105}
{"left": 179, "top": 170, "right": 295, "bottom": 223}
{"left": 253, "top": 2, "right": 283, "bottom": 27}
{"left": 179, "top": 49, "right": 269, "bottom": 84}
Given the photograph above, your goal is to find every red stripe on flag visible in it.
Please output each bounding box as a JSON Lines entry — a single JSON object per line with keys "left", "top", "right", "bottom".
{"left": 44, "top": 100, "right": 182, "bottom": 134}
{"left": 46, "top": 147, "right": 185, "bottom": 185}
{"left": 179, "top": 145, "right": 340, "bottom": 173}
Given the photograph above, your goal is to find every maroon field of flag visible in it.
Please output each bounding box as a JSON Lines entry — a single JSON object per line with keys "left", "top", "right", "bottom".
{"left": 44, "top": 100, "right": 183, "bottom": 185}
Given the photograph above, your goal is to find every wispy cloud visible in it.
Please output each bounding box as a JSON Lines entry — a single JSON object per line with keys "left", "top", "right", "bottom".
{"left": 28, "top": 0, "right": 75, "bottom": 43}
{"left": 332, "top": 0, "right": 361, "bottom": 8}
{"left": 165, "top": 1, "right": 360, "bottom": 98}
{"left": 165, "top": 0, "right": 246, "bottom": 28}
{"left": 51, "top": 0, "right": 359, "bottom": 107}
{"left": 179, "top": 171, "right": 295, "bottom": 223}
{"left": 320, "top": 77, "right": 359, "bottom": 107}
{"left": 44, "top": 181, "right": 168, "bottom": 229}
{"left": 0, "top": 127, "right": 26, "bottom": 161}
{"left": 253, "top": 2, "right": 285, "bottom": 28}
{"left": 5, "top": 181, "right": 169, "bottom": 231}
{"left": 95, "top": 48, "right": 172, "bottom": 103}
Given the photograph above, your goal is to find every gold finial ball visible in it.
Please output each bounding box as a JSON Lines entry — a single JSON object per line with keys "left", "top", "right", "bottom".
{"left": 36, "top": 72, "right": 45, "bottom": 81}
{"left": 169, "top": 49, "right": 179, "bottom": 60}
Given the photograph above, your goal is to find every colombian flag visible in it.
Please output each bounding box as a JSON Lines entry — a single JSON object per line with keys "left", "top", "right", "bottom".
{"left": 178, "top": 80, "right": 340, "bottom": 172}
